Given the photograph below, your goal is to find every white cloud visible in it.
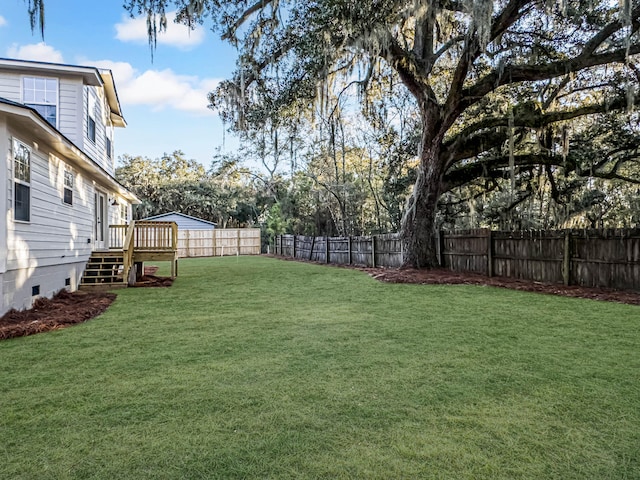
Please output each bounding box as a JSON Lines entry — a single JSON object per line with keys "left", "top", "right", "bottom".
{"left": 6, "top": 42, "right": 64, "bottom": 63}
{"left": 115, "top": 11, "right": 205, "bottom": 49}
{"left": 86, "top": 59, "right": 219, "bottom": 116}
{"left": 0, "top": 16, "right": 7, "bottom": 27}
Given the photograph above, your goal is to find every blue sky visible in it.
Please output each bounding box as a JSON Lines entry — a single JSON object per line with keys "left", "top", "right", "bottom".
{"left": 0, "top": 1, "right": 240, "bottom": 169}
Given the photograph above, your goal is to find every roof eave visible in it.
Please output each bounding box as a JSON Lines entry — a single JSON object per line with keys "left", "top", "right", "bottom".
{"left": 99, "top": 70, "right": 127, "bottom": 128}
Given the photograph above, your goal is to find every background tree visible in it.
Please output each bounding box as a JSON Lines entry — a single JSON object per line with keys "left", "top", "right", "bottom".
{"left": 116, "top": 150, "right": 265, "bottom": 226}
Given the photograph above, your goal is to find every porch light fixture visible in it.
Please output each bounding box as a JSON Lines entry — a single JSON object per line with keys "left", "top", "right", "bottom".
{"left": 111, "top": 198, "right": 119, "bottom": 206}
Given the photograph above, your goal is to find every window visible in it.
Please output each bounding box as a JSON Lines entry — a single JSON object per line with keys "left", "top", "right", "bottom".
{"left": 13, "top": 139, "right": 31, "bottom": 222}
{"left": 23, "top": 77, "right": 58, "bottom": 127}
{"left": 63, "top": 168, "right": 74, "bottom": 205}
{"left": 106, "top": 137, "right": 112, "bottom": 159}
{"left": 87, "top": 92, "right": 97, "bottom": 143}
{"left": 120, "top": 203, "right": 129, "bottom": 223}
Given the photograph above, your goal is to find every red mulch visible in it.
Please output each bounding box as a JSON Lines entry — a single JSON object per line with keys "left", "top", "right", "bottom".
{"left": 0, "top": 290, "right": 116, "bottom": 340}
{"left": 133, "top": 275, "right": 174, "bottom": 287}
{"left": 133, "top": 266, "right": 174, "bottom": 287}
{"left": 0, "top": 266, "right": 174, "bottom": 340}
{"left": 358, "top": 266, "right": 640, "bottom": 305}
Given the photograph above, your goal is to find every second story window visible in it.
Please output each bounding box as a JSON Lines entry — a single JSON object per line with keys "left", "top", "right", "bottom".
{"left": 63, "top": 168, "right": 74, "bottom": 205}
{"left": 23, "top": 77, "right": 58, "bottom": 127}
{"left": 13, "top": 139, "right": 31, "bottom": 222}
{"left": 106, "top": 137, "right": 112, "bottom": 160}
{"left": 87, "top": 92, "right": 97, "bottom": 143}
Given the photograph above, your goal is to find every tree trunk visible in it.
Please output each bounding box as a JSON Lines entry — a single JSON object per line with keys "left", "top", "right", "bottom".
{"left": 401, "top": 142, "right": 443, "bottom": 268}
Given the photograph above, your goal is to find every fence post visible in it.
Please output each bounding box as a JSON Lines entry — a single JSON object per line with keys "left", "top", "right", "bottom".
{"left": 563, "top": 230, "right": 572, "bottom": 286}
{"left": 438, "top": 230, "right": 445, "bottom": 267}
{"left": 348, "top": 236, "right": 352, "bottom": 265}
{"left": 293, "top": 235, "right": 296, "bottom": 258}
{"left": 237, "top": 229, "right": 241, "bottom": 256}
{"left": 372, "top": 235, "right": 377, "bottom": 267}
{"left": 325, "top": 236, "right": 330, "bottom": 264}
{"left": 487, "top": 229, "right": 493, "bottom": 277}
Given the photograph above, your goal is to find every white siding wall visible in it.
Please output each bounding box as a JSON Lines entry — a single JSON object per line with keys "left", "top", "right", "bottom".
{"left": 0, "top": 71, "right": 84, "bottom": 145}
{"left": 58, "top": 76, "right": 83, "bottom": 145}
{"left": 2, "top": 129, "right": 96, "bottom": 314}
{"left": 1, "top": 262, "right": 86, "bottom": 314}
{"left": 6, "top": 130, "right": 95, "bottom": 269}
{"left": 82, "top": 86, "right": 114, "bottom": 176}
{"left": 0, "top": 120, "right": 9, "bottom": 276}
{"left": 0, "top": 74, "right": 20, "bottom": 102}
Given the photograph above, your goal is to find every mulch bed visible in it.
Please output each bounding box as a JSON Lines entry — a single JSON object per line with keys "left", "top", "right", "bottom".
{"left": 274, "top": 255, "right": 640, "bottom": 306}
{"left": 0, "top": 266, "right": 173, "bottom": 340}
{"left": 357, "top": 266, "right": 640, "bottom": 306}
{"left": 0, "top": 290, "right": 116, "bottom": 340}
{"left": 133, "top": 274, "right": 174, "bottom": 288}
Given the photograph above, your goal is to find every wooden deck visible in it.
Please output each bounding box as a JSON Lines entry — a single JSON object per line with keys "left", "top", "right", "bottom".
{"left": 120, "top": 221, "right": 178, "bottom": 284}
{"left": 81, "top": 221, "right": 178, "bottom": 289}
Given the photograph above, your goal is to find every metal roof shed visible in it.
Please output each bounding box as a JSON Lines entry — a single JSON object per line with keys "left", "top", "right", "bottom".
{"left": 141, "top": 212, "right": 217, "bottom": 230}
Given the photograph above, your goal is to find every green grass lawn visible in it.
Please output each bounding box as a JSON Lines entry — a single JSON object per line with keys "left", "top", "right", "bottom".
{"left": 1, "top": 256, "right": 638, "bottom": 479}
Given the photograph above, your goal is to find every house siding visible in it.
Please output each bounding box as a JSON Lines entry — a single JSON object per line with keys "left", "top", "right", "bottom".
{"left": 58, "top": 76, "right": 83, "bottom": 145}
{"left": 0, "top": 127, "right": 98, "bottom": 315}
{"left": 0, "top": 71, "right": 86, "bottom": 145}
{"left": 0, "top": 75, "right": 20, "bottom": 102}
{"left": 0, "top": 119, "right": 9, "bottom": 275}
{"left": 2, "top": 261, "right": 86, "bottom": 314}
{"left": 82, "top": 86, "right": 113, "bottom": 176}
{"left": 6, "top": 129, "right": 94, "bottom": 271}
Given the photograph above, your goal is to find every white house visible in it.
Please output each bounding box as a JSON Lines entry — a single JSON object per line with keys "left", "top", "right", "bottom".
{"left": 0, "top": 58, "right": 140, "bottom": 315}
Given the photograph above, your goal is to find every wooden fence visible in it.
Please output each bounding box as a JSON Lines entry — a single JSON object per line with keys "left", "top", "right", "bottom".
{"left": 275, "top": 233, "right": 403, "bottom": 268}
{"left": 177, "top": 228, "right": 261, "bottom": 258}
{"left": 275, "top": 228, "right": 640, "bottom": 290}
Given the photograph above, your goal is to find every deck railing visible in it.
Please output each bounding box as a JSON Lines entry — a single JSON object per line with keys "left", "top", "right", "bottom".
{"left": 109, "top": 221, "right": 179, "bottom": 284}
{"left": 133, "top": 221, "right": 178, "bottom": 251}
{"left": 109, "top": 225, "right": 127, "bottom": 250}
{"left": 109, "top": 221, "right": 178, "bottom": 252}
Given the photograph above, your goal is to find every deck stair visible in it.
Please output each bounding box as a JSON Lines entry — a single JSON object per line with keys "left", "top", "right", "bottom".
{"left": 79, "top": 220, "right": 178, "bottom": 290}
{"left": 80, "top": 252, "right": 127, "bottom": 289}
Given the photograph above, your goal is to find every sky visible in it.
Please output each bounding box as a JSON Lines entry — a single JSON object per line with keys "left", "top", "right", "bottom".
{"left": 0, "top": 0, "right": 240, "bottom": 169}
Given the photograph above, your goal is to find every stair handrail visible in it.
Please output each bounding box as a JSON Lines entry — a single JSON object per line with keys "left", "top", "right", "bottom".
{"left": 122, "top": 220, "right": 137, "bottom": 286}
{"left": 172, "top": 221, "right": 178, "bottom": 251}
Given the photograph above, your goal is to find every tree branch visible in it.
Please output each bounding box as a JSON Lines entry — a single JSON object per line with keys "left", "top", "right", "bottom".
{"left": 221, "top": 0, "right": 276, "bottom": 41}
{"left": 446, "top": 92, "right": 640, "bottom": 160}
{"left": 442, "top": 0, "right": 535, "bottom": 127}
{"left": 384, "top": 35, "right": 439, "bottom": 111}
{"left": 462, "top": 11, "right": 640, "bottom": 110}
{"left": 443, "top": 153, "right": 562, "bottom": 192}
